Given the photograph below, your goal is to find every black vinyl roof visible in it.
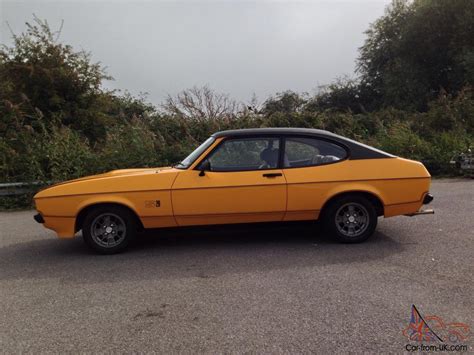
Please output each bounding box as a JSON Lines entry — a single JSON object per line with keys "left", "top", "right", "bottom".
{"left": 212, "top": 127, "right": 395, "bottom": 160}
{"left": 213, "top": 127, "right": 333, "bottom": 138}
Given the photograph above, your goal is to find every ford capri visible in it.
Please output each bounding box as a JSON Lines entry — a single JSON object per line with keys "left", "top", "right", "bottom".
{"left": 34, "top": 128, "right": 434, "bottom": 253}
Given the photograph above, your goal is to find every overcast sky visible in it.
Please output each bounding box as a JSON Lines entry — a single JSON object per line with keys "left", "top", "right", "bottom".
{"left": 1, "top": 0, "right": 391, "bottom": 105}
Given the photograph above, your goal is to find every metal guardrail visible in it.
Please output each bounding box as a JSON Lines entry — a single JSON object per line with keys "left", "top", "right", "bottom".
{"left": 0, "top": 182, "right": 45, "bottom": 197}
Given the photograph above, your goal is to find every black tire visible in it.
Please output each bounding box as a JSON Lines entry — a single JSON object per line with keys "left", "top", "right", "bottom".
{"left": 82, "top": 205, "right": 137, "bottom": 254}
{"left": 322, "top": 194, "right": 377, "bottom": 243}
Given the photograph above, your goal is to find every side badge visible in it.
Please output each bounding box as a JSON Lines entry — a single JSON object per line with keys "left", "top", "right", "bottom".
{"left": 145, "top": 200, "right": 161, "bottom": 208}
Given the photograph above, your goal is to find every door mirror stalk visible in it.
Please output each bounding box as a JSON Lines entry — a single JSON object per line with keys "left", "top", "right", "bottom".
{"left": 199, "top": 160, "right": 211, "bottom": 176}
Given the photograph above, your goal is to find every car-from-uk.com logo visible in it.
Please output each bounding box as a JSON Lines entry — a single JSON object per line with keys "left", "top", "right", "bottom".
{"left": 403, "top": 305, "right": 470, "bottom": 352}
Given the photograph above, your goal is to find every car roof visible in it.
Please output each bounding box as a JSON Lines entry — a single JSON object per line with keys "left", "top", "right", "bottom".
{"left": 212, "top": 127, "right": 335, "bottom": 138}
{"left": 212, "top": 127, "right": 395, "bottom": 160}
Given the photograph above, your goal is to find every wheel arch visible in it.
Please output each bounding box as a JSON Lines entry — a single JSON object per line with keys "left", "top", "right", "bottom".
{"left": 75, "top": 202, "right": 144, "bottom": 233}
{"left": 320, "top": 190, "right": 385, "bottom": 218}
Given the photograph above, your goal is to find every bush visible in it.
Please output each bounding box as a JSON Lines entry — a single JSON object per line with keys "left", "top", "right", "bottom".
{"left": 98, "top": 118, "right": 161, "bottom": 171}
{"left": 1, "top": 14, "right": 473, "bottom": 209}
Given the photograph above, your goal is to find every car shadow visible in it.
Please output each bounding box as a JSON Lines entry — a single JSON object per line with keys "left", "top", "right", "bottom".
{"left": 0, "top": 222, "right": 405, "bottom": 284}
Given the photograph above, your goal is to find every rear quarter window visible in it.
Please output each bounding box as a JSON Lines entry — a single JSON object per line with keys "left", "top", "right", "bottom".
{"left": 284, "top": 137, "right": 347, "bottom": 168}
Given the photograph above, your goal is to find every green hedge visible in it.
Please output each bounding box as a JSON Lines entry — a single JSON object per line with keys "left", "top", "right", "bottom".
{"left": 1, "top": 16, "right": 473, "bottom": 209}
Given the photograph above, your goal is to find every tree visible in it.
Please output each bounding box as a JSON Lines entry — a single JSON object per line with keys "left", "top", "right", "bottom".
{"left": 262, "top": 91, "right": 307, "bottom": 115}
{"left": 161, "top": 86, "right": 240, "bottom": 122}
{"left": 0, "top": 16, "right": 112, "bottom": 142}
{"left": 306, "top": 77, "right": 379, "bottom": 113}
{"left": 357, "top": 0, "right": 474, "bottom": 110}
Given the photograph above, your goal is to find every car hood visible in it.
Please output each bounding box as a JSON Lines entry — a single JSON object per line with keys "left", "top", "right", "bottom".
{"left": 52, "top": 167, "right": 170, "bottom": 185}
{"left": 34, "top": 167, "right": 181, "bottom": 199}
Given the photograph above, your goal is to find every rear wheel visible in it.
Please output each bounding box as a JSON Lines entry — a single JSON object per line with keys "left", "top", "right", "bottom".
{"left": 322, "top": 195, "right": 377, "bottom": 243}
{"left": 82, "top": 205, "right": 137, "bottom": 254}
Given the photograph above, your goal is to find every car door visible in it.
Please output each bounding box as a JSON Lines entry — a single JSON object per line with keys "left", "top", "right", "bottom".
{"left": 282, "top": 136, "right": 348, "bottom": 221}
{"left": 171, "top": 136, "right": 287, "bottom": 226}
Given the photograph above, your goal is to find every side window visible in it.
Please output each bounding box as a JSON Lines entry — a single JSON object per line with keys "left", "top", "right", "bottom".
{"left": 207, "top": 137, "right": 280, "bottom": 171}
{"left": 284, "top": 137, "right": 347, "bottom": 168}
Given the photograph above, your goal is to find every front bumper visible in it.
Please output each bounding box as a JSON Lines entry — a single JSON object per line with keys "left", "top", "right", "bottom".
{"left": 33, "top": 214, "right": 76, "bottom": 238}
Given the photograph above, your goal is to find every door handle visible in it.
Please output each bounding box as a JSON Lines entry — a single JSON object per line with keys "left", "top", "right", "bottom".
{"left": 262, "top": 173, "right": 282, "bottom": 178}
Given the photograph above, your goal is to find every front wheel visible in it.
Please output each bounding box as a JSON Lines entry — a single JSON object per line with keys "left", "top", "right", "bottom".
{"left": 322, "top": 195, "right": 377, "bottom": 243}
{"left": 82, "top": 205, "right": 137, "bottom": 254}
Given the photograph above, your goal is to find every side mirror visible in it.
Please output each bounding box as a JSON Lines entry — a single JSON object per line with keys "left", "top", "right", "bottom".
{"left": 199, "top": 160, "right": 211, "bottom": 176}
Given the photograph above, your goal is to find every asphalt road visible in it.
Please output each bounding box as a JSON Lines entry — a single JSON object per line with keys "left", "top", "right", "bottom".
{"left": 0, "top": 179, "right": 473, "bottom": 353}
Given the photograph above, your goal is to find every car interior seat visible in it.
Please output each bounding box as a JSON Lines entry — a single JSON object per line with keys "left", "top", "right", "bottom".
{"left": 260, "top": 148, "right": 279, "bottom": 169}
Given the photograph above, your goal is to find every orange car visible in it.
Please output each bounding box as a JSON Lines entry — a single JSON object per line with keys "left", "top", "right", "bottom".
{"left": 34, "top": 128, "right": 434, "bottom": 253}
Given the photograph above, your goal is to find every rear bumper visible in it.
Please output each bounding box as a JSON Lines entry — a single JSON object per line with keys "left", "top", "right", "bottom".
{"left": 423, "top": 193, "right": 434, "bottom": 205}
{"left": 405, "top": 192, "right": 434, "bottom": 216}
{"left": 34, "top": 213, "right": 44, "bottom": 224}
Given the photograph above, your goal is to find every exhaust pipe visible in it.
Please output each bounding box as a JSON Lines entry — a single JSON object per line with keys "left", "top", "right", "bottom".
{"left": 404, "top": 209, "right": 435, "bottom": 217}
